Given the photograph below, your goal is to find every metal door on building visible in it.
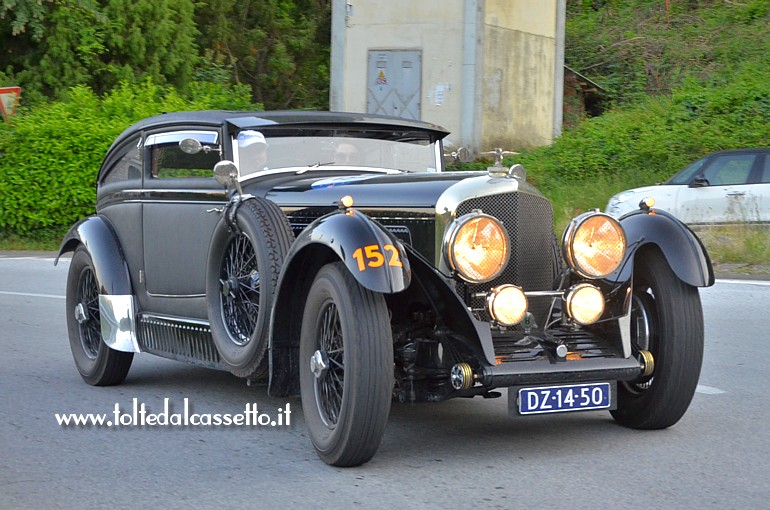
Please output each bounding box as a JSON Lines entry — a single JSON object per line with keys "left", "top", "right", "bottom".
{"left": 367, "top": 50, "right": 421, "bottom": 120}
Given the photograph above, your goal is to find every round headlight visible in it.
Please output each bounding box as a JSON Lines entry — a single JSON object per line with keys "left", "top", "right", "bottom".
{"left": 564, "top": 284, "right": 605, "bottom": 325}
{"left": 563, "top": 212, "right": 626, "bottom": 278}
{"left": 445, "top": 212, "right": 509, "bottom": 283}
{"left": 487, "top": 285, "right": 528, "bottom": 326}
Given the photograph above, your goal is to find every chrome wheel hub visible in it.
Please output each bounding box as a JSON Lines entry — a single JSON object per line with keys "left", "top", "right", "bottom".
{"left": 74, "top": 303, "right": 88, "bottom": 324}
{"left": 310, "top": 350, "right": 329, "bottom": 379}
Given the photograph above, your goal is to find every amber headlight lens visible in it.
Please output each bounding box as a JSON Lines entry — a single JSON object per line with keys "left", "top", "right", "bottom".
{"left": 564, "top": 284, "right": 605, "bottom": 325}
{"left": 445, "top": 212, "right": 509, "bottom": 283}
{"left": 487, "top": 285, "right": 527, "bottom": 326}
{"left": 563, "top": 212, "right": 626, "bottom": 278}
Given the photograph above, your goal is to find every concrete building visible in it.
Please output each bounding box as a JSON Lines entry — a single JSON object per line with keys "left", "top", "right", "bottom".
{"left": 330, "top": 0, "right": 566, "bottom": 155}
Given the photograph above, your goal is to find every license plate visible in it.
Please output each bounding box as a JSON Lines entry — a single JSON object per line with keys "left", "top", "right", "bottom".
{"left": 516, "top": 382, "right": 612, "bottom": 415}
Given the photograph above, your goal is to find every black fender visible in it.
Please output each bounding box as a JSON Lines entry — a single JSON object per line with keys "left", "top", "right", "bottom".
{"left": 616, "top": 208, "right": 714, "bottom": 287}
{"left": 267, "top": 208, "right": 411, "bottom": 397}
{"left": 292, "top": 209, "right": 412, "bottom": 293}
{"left": 55, "top": 216, "right": 132, "bottom": 296}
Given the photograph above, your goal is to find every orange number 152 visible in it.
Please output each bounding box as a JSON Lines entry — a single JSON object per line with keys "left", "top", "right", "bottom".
{"left": 352, "top": 244, "right": 403, "bottom": 272}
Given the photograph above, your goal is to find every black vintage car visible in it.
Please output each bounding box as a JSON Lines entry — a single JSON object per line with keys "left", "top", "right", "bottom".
{"left": 57, "top": 110, "right": 714, "bottom": 466}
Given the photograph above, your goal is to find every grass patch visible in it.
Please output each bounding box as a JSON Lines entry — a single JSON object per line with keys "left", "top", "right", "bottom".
{"left": 0, "top": 233, "right": 61, "bottom": 252}
{"left": 693, "top": 224, "right": 770, "bottom": 266}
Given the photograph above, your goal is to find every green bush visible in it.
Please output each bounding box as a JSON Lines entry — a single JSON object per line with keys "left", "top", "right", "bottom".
{"left": 0, "top": 80, "right": 257, "bottom": 241}
{"left": 509, "top": 69, "right": 770, "bottom": 231}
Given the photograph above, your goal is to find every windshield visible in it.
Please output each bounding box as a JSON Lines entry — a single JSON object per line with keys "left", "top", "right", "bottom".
{"left": 235, "top": 132, "right": 439, "bottom": 177}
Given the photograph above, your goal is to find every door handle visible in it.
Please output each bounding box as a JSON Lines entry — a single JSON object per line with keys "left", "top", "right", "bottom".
{"left": 726, "top": 191, "right": 746, "bottom": 197}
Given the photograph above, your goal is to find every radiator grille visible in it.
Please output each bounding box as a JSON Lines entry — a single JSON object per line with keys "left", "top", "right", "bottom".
{"left": 455, "top": 192, "right": 558, "bottom": 324}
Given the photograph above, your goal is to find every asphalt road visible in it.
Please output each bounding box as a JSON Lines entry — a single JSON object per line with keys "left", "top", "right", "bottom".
{"left": 1, "top": 254, "right": 769, "bottom": 509}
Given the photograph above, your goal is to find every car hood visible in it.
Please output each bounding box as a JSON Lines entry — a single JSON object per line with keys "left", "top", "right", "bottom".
{"left": 252, "top": 170, "right": 487, "bottom": 209}
{"left": 606, "top": 183, "right": 680, "bottom": 216}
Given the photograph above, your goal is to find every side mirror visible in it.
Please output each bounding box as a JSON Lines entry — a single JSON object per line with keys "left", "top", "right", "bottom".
{"left": 444, "top": 146, "right": 472, "bottom": 165}
{"left": 213, "top": 160, "right": 239, "bottom": 187}
{"left": 689, "top": 176, "right": 709, "bottom": 188}
{"left": 179, "top": 138, "right": 221, "bottom": 155}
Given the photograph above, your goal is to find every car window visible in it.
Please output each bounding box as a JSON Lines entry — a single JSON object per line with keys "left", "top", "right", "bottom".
{"left": 760, "top": 155, "right": 770, "bottom": 183}
{"left": 234, "top": 131, "right": 438, "bottom": 176}
{"left": 144, "top": 130, "right": 221, "bottom": 179}
{"left": 100, "top": 138, "right": 143, "bottom": 185}
{"left": 150, "top": 143, "right": 220, "bottom": 179}
{"left": 701, "top": 154, "right": 755, "bottom": 185}
{"left": 667, "top": 158, "right": 707, "bottom": 185}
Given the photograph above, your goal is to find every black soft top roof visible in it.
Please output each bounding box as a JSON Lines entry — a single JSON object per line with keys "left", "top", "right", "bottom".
{"left": 110, "top": 110, "right": 450, "bottom": 151}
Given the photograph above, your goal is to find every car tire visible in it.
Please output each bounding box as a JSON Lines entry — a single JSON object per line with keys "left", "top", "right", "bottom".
{"left": 611, "top": 248, "right": 704, "bottom": 429}
{"left": 206, "top": 197, "right": 294, "bottom": 379}
{"left": 66, "top": 247, "right": 133, "bottom": 386}
{"left": 299, "top": 262, "right": 393, "bottom": 467}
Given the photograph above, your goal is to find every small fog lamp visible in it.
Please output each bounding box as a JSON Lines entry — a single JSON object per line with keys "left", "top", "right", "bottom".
{"left": 486, "top": 285, "right": 528, "bottom": 326}
{"left": 564, "top": 284, "right": 605, "bottom": 325}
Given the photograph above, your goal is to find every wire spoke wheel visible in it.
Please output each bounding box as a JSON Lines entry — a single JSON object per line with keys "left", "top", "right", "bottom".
{"left": 207, "top": 197, "right": 294, "bottom": 378}
{"left": 300, "top": 262, "right": 393, "bottom": 467}
{"left": 76, "top": 265, "right": 102, "bottom": 359}
{"left": 65, "top": 247, "right": 133, "bottom": 386}
{"left": 220, "top": 233, "right": 260, "bottom": 346}
{"left": 314, "top": 302, "right": 345, "bottom": 427}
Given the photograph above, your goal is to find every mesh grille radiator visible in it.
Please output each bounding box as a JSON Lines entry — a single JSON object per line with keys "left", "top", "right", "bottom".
{"left": 455, "top": 192, "right": 558, "bottom": 323}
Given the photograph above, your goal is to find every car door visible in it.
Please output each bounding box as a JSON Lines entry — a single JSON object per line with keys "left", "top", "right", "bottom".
{"left": 755, "top": 153, "right": 770, "bottom": 223}
{"left": 676, "top": 152, "right": 759, "bottom": 224}
{"left": 140, "top": 129, "right": 226, "bottom": 311}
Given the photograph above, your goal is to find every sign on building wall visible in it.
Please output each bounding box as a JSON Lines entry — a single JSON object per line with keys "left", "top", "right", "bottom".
{"left": 367, "top": 50, "right": 421, "bottom": 120}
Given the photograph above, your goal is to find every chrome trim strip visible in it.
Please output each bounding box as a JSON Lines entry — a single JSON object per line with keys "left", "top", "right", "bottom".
{"left": 140, "top": 313, "right": 211, "bottom": 327}
{"left": 144, "top": 292, "right": 206, "bottom": 298}
{"left": 144, "top": 130, "right": 218, "bottom": 147}
{"left": 99, "top": 294, "right": 141, "bottom": 353}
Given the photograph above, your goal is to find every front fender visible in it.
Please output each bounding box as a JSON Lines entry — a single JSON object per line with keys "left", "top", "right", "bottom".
{"left": 617, "top": 209, "right": 714, "bottom": 287}
{"left": 267, "top": 208, "right": 411, "bottom": 398}
{"left": 55, "top": 215, "right": 132, "bottom": 296}
{"left": 285, "top": 209, "right": 411, "bottom": 294}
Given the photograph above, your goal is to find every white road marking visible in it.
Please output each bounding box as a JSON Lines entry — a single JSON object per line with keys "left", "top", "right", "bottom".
{"left": 715, "top": 279, "right": 770, "bottom": 286}
{"left": 0, "top": 290, "right": 65, "bottom": 300}
{"left": 696, "top": 384, "right": 726, "bottom": 395}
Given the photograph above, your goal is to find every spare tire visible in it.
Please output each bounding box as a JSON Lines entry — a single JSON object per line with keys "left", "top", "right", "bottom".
{"left": 206, "top": 197, "right": 294, "bottom": 378}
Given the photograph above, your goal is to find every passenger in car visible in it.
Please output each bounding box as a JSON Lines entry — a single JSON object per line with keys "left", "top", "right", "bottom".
{"left": 237, "top": 130, "right": 269, "bottom": 175}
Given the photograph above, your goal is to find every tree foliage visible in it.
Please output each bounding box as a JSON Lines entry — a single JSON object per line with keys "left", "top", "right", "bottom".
{"left": 194, "top": 0, "right": 331, "bottom": 109}
{"left": 0, "top": 79, "right": 256, "bottom": 238}
{"left": 1, "top": 0, "right": 331, "bottom": 109}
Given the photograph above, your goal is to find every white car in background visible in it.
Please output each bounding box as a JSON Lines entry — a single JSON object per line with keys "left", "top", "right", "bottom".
{"left": 606, "top": 148, "right": 770, "bottom": 224}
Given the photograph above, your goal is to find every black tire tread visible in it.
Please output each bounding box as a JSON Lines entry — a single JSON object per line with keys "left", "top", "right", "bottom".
{"left": 207, "top": 196, "right": 294, "bottom": 379}
{"left": 300, "top": 262, "right": 393, "bottom": 467}
{"left": 611, "top": 248, "right": 704, "bottom": 429}
{"left": 66, "top": 247, "right": 133, "bottom": 386}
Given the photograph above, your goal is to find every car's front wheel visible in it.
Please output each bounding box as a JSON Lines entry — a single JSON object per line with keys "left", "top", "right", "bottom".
{"left": 299, "top": 262, "right": 393, "bottom": 467}
{"left": 66, "top": 247, "right": 133, "bottom": 386}
{"left": 611, "top": 248, "right": 704, "bottom": 429}
{"left": 207, "top": 197, "right": 294, "bottom": 379}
